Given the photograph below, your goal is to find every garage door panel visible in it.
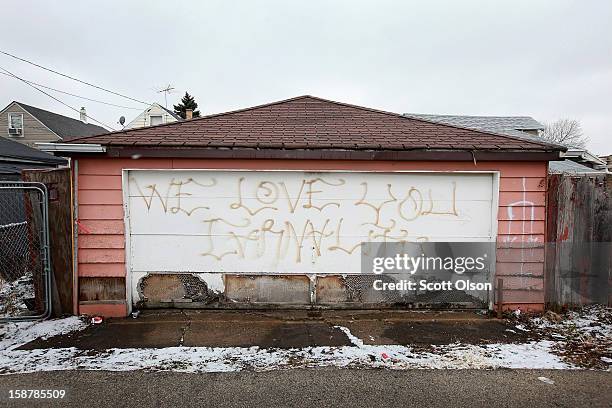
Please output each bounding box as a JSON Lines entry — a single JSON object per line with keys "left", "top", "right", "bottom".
{"left": 127, "top": 170, "right": 496, "bottom": 275}
{"left": 130, "top": 233, "right": 495, "bottom": 274}
{"left": 127, "top": 197, "right": 493, "bottom": 236}
{"left": 131, "top": 234, "right": 358, "bottom": 273}
{"left": 127, "top": 171, "right": 494, "bottom": 199}
{"left": 129, "top": 197, "right": 491, "bottom": 236}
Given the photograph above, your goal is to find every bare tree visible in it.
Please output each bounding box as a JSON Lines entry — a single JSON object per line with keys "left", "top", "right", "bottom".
{"left": 541, "top": 119, "right": 589, "bottom": 149}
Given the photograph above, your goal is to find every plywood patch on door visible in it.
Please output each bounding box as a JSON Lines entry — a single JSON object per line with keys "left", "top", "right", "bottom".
{"left": 79, "top": 277, "right": 125, "bottom": 301}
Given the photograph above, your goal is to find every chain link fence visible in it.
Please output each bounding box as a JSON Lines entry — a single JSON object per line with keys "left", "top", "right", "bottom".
{"left": 0, "top": 182, "right": 51, "bottom": 320}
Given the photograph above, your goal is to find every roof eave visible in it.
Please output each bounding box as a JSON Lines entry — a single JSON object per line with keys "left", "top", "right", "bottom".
{"left": 0, "top": 155, "right": 66, "bottom": 165}
{"left": 565, "top": 149, "right": 607, "bottom": 166}
{"left": 37, "top": 142, "right": 106, "bottom": 154}
{"left": 61, "top": 145, "right": 563, "bottom": 161}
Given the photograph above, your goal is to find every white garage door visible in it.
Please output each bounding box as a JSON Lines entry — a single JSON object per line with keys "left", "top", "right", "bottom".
{"left": 125, "top": 170, "right": 497, "bottom": 282}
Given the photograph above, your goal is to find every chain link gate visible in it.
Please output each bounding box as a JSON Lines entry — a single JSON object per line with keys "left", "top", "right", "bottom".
{"left": 0, "top": 182, "right": 51, "bottom": 321}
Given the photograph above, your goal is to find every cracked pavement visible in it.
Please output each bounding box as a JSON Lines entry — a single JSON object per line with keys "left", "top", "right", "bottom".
{"left": 19, "top": 309, "right": 531, "bottom": 350}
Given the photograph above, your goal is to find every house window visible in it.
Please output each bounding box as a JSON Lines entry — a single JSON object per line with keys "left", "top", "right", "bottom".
{"left": 8, "top": 113, "right": 24, "bottom": 137}
{"left": 150, "top": 115, "right": 163, "bottom": 126}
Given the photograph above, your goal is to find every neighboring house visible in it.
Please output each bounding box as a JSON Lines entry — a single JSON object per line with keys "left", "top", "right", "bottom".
{"left": 548, "top": 159, "right": 607, "bottom": 175}
{"left": 0, "top": 136, "right": 66, "bottom": 180}
{"left": 561, "top": 149, "right": 608, "bottom": 171}
{"left": 404, "top": 113, "right": 608, "bottom": 175}
{"left": 403, "top": 113, "right": 545, "bottom": 141}
{"left": 599, "top": 154, "right": 612, "bottom": 172}
{"left": 549, "top": 149, "right": 608, "bottom": 175}
{"left": 124, "top": 103, "right": 182, "bottom": 129}
{"left": 47, "top": 95, "right": 565, "bottom": 317}
{"left": 0, "top": 101, "right": 107, "bottom": 148}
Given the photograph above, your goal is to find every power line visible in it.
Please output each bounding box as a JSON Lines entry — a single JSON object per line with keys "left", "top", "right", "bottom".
{"left": 0, "top": 66, "right": 115, "bottom": 131}
{"left": 0, "top": 71, "right": 142, "bottom": 110}
{"left": 0, "top": 49, "right": 151, "bottom": 106}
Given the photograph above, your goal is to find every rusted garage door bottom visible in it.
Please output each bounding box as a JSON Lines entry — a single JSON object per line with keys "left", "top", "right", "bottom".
{"left": 136, "top": 274, "right": 487, "bottom": 309}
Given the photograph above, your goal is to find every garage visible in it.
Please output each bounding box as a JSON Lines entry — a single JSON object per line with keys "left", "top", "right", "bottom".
{"left": 58, "top": 95, "right": 562, "bottom": 317}
{"left": 125, "top": 170, "right": 498, "bottom": 307}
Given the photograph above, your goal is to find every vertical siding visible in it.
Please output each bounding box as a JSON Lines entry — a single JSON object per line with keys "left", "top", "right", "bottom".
{"left": 76, "top": 158, "right": 547, "bottom": 315}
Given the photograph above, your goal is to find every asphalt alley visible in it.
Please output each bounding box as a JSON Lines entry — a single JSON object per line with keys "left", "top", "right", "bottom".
{"left": 1, "top": 369, "right": 610, "bottom": 408}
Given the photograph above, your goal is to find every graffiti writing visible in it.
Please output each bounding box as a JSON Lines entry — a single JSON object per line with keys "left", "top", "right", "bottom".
{"left": 129, "top": 173, "right": 465, "bottom": 265}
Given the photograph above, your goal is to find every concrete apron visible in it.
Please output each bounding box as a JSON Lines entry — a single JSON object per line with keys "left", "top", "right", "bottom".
{"left": 19, "top": 310, "right": 532, "bottom": 350}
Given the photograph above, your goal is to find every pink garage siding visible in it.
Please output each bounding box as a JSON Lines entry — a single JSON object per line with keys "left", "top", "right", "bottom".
{"left": 75, "top": 158, "right": 547, "bottom": 317}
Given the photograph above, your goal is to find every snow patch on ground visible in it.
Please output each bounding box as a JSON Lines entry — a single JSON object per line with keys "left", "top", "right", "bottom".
{"left": 531, "top": 306, "right": 611, "bottom": 338}
{"left": 2, "top": 306, "right": 610, "bottom": 374}
{"left": 526, "top": 305, "right": 611, "bottom": 369}
{"left": 0, "top": 340, "right": 570, "bottom": 374}
{"left": 0, "top": 321, "right": 570, "bottom": 374}
{"left": 334, "top": 325, "right": 364, "bottom": 347}
{"left": 0, "top": 272, "right": 35, "bottom": 318}
{"left": 0, "top": 316, "right": 87, "bottom": 351}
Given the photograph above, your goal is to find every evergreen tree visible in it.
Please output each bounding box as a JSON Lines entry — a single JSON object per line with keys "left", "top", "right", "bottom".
{"left": 173, "top": 92, "right": 201, "bottom": 119}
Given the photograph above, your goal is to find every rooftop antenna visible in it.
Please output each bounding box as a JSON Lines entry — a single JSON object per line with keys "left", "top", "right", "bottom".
{"left": 157, "top": 84, "right": 175, "bottom": 108}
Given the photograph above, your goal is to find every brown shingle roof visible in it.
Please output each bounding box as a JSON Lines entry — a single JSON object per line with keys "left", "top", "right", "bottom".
{"left": 66, "top": 95, "right": 560, "bottom": 151}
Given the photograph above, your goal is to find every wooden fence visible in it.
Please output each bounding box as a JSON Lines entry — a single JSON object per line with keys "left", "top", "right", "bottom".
{"left": 546, "top": 173, "right": 612, "bottom": 309}
{"left": 22, "top": 168, "right": 73, "bottom": 316}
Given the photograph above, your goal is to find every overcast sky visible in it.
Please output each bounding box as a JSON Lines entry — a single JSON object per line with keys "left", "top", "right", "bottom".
{"left": 1, "top": 1, "right": 610, "bottom": 153}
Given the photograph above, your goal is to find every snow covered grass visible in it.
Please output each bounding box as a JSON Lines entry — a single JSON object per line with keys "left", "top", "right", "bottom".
{"left": 0, "top": 316, "right": 87, "bottom": 350}
{"left": 0, "top": 306, "right": 608, "bottom": 374}
{"left": 530, "top": 305, "right": 611, "bottom": 338}
{"left": 525, "top": 305, "right": 611, "bottom": 369}
{"left": 0, "top": 272, "right": 35, "bottom": 317}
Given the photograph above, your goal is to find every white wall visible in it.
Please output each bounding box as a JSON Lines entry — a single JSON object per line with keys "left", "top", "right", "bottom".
{"left": 125, "top": 103, "right": 179, "bottom": 129}
{"left": 126, "top": 170, "right": 496, "bottom": 275}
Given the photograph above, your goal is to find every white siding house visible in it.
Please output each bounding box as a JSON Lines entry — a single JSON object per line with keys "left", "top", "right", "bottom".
{"left": 125, "top": 103, "right": 182, "bottom": 129}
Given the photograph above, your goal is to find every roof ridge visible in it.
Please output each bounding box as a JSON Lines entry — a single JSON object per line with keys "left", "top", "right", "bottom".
{"left": 65, "top": 95, "right": 564, "bottom": 151}
{"left": 15, "top": 101, "right": 107, "bottom": 132}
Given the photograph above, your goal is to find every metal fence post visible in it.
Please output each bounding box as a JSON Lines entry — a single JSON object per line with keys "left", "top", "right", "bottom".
{"left": 0, "top": 181, "right": 52, "bottom": 321}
